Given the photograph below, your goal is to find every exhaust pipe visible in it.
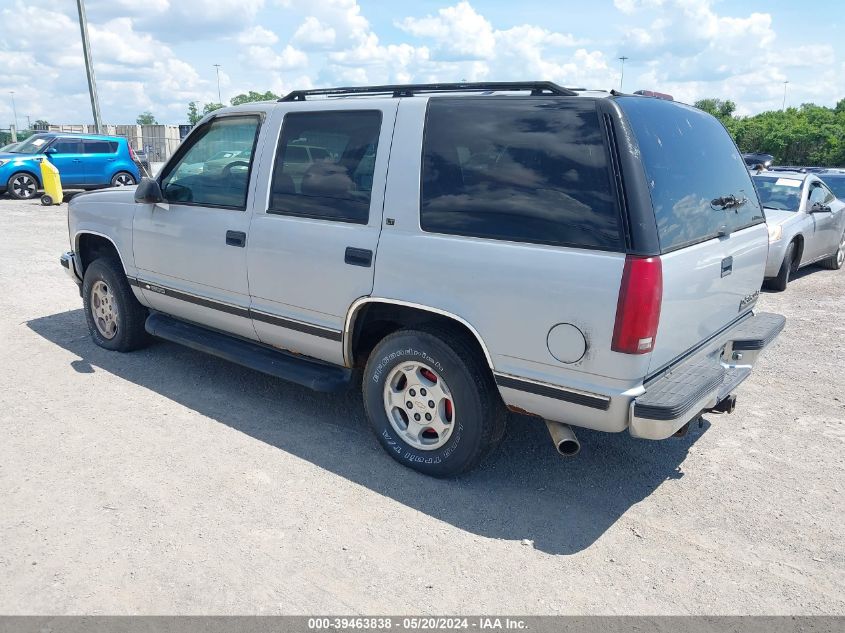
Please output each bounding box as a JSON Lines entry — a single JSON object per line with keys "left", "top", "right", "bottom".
{"left": 545, "top": 420, "right": 580, "bottom": 457}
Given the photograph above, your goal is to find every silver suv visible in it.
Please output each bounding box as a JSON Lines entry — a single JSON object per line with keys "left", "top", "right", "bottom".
{"left": 59, "top": 82, "right": 785, "bottom": 476}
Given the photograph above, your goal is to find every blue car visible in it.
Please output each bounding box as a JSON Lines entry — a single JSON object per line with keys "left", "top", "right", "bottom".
{"left": 0, "top": 132, "right": 141, "bottom": 200}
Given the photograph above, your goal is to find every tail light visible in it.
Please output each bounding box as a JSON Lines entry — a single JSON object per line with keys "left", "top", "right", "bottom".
{"left": 128, "top": 145, "right": 138, "bottom": 162}
{"left": 611, "top": 255, "right": 663, "bottom": 354}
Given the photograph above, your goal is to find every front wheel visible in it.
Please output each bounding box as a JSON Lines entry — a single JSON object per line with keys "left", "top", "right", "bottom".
{"left": 7, "top": 172, "right": 39, "bottom": 200}
{"left": 820, "top": 231, "right": 845, "bottom": 270}
{"left": 110, "top": 171, "right": 136, "bottom": 187}
{"left": 82, "top": 258, "right": 149, "bottom": 352}
{"left": 362, "top": 328, "right": 506, "bottom": 477}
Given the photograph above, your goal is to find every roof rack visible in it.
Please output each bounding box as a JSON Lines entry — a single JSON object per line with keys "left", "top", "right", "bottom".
{"left": 279, "top": 81, "right": 578, "bottom": 101}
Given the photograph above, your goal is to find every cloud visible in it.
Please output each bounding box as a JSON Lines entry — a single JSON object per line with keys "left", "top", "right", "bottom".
{"left": 293, "top": 17, "right": 336, "bottom": 49}
{"left": 237, "top": 25, "right": 279, "bottom": 46}
{"left": 244, "top": 45, "right": 308, "bottom": 71}
{"left": 398, "top": 1, "right": 581, "bottom": 62}
{"left": 398, "top": 1, "right": 496, "bottom": 60}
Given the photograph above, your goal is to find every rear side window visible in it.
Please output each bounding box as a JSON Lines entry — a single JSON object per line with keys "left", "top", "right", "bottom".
{"left": 618, "top": 97, "right": 764, "bottom": 252}
{"left": 421, "top": 98, "right": 622, "bottom": 250}
{"left": 269, "top": 110, "right": 382, "bottom": 224}
{"left": 83, "top": 140, "right": 115, "bottom": 154}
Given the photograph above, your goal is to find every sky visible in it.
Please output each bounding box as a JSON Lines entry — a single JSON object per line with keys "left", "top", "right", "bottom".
{"left": 1, "top": 0, "right": 843, "bottom": 127}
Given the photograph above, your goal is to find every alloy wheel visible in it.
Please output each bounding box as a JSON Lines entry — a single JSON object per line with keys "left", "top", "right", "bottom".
{"left": 90, "top": 280, "right": 119, "bottom": 339}
{"left": 11, "top": 174, "right": 37, "bottom": 199}
{"left": 382, "top": 361, "right": 455, "bottom": 451}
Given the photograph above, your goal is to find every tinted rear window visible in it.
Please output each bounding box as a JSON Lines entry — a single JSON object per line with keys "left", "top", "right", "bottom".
{"left": 618, "top": 97, "right": 764, "bottom": 252}
{"left": 420, "top": 98, "right": 622, "bottom": 251}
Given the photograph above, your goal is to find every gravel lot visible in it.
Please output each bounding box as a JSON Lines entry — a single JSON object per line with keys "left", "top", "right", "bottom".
{"left": 0, "top": 195, "right": 843, "bottom": 615}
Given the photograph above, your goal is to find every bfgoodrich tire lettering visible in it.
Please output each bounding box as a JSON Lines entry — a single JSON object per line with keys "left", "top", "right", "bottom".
{"left": 82, "top": 258, "right": 150, "bottom": 352}
{"left": 363, "top": 328, "right": 506, "bottom": 477}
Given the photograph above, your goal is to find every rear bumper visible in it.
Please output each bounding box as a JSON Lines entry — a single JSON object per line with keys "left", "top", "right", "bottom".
{"left": 60, "top": 251, "right": 83, "bottom": 285}
{"left": 629, "top": 311, "right": 786, "bottom": 439}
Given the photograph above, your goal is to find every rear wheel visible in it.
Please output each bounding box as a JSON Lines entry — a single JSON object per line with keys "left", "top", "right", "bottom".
{"left": 110, "top": 171, "right": 136, "bottom": 187}
{"left": 40, "top": 194, "right": 53, "bottom": 206}
{"left": 82, "top": 258, "right": 149, "bottom": 352}
{"left": 362, "top": 328, "right": 506, "bottom": 477}
{"left": 7, "top": 172, "right": 39, "bottom": 200}
{"left": 767, "top": 241, "right": 796, "bottom": 291}
{"left": 820, "top": 231, "right": 845, "bottom": 270}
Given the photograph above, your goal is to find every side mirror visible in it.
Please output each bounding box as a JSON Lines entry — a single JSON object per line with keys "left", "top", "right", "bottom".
{"left": 810, "top": 202, "right": 831, "bottom": 214}
{"left": 134, "top": 177, "right": 163, "bottom": 204}
{"left": 43, "top": 147, "right": 57, "bottom": 155}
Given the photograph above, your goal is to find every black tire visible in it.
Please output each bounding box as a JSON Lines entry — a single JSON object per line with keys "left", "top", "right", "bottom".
{"left": 110, "top": 171, "right": 136, "bottom": 187}
{"left": 362, "top": 328, "right": 506, "bottom": 477}
{"left": 40, "top": 194, "right": 53, "bottom": 206}
{"left": 82, "top": 258, "right": 149, "bottom": 352}
{"left": 7, "top": 172, "right": 39, "bottom": 200}
{"left": 767, "top": 241, "right": 796, "bottom": 291}
{"left": 819, "top": 231, "right": 845, "bottom": 270}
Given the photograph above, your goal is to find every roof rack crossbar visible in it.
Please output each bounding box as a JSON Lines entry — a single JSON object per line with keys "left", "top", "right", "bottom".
{"left": 279, "top": 81, "right": 578, "bottom": 101}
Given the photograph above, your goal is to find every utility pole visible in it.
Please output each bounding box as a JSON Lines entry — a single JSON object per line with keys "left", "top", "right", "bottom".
{"left": 782, "top": 80, "right": 789, "bottom": 111}
{"left": 76, "top": 0, "right": 103, "bottom": 133}
{"left": 618, "top": 56, "right": 628, "bottom": 91}
{"left": 26, "top": 115, "right": 31, "bottom": 131}
{"left": 10, "top": 92, "right": 18, "bottom": 128}
{"left": 213, "top": 64, "right": 223, "bottom": 104}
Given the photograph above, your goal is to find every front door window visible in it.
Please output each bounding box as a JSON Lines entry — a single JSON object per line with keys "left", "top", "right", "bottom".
{"left": 160, "top": 116, "right": 261, "bottom": 209}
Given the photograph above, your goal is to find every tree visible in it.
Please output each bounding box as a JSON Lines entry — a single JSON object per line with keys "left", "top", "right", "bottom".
{"left": 136, "top": 112, "right": 157, "bottom": 125}
{"left": 693, "top": 98, "right": 736, "bottom": 121}
{"left": 33, "top": 119, "right": 50, "bottom": 131}
{"left": 202, "top": 102, "right": 225, "bottom": 115}
{"left": 230, "top": 90, "right": 279, "bottom": 106}
{"left": 187, "top": 102, "right": 201, "bottom": 125}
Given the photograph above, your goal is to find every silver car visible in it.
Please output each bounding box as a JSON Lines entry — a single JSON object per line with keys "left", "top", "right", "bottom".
{"left": 59, "top": 82, "right": 785, "bottom": 476}
{"left": 752, "top": 171, "right": 845, "bottom": 291}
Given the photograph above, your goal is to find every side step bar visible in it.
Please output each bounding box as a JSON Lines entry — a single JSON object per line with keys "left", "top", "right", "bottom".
{"left": 145, "top": 313, "right": 352, "bottom": 393}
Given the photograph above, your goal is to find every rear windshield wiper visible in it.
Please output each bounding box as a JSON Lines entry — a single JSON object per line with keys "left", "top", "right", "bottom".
{"left": 711, "top": 194, "right": 747, "bottom": 211}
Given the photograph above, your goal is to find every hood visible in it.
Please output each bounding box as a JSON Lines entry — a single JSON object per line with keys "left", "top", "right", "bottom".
{"left": 71, "top": 185, "right": 138, "bottom": 203}
{"left": 764, "top": 208, "right": 798, "bottom": 226}
{"left": 0, "top": 152, "right": 37, "bottom": 161}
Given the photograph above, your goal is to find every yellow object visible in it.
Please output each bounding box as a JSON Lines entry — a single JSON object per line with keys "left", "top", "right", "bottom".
{"left": 39, "top": 158, "right": 63, "bottom": 206}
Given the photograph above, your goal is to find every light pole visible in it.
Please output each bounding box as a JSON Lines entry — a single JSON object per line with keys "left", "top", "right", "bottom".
{"left": 782, "top": 80, "right": 789, "bottom": 111}
{"left": 618, "top": 56, "right": 628, "bottom": 91}
{"left": 9, "top": 92, "right": 18, "bottom": 140}
{"left": 76, "top": 0, "right": 103, "bottom": 133}
{"left": 213, "top": 64, "right": 222, "bottom": 104}
{"left": 26, "top": 115, "right": 31, "bottom": 131}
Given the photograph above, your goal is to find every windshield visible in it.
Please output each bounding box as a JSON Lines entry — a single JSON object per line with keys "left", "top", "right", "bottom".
{"left": 13, "top": 135, "right": 51, "bottom": 154}
{"left": 820, "top": 175, "right": 845, "bottom": 200}
{"left": 752, "top": 175, "right": 804, "bottom": 212}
